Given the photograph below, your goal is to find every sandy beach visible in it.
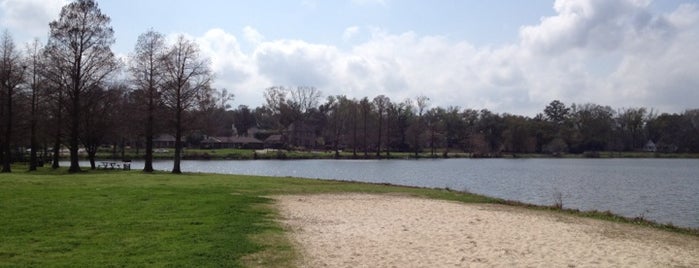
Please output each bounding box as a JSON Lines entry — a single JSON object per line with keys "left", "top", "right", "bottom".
{"left": 276, "top": 194, "right": 699, "bottom": 268}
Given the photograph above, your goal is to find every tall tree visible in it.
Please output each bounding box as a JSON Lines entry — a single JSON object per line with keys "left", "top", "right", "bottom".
{"left": 288, "top": 86, "right": 321, "bottom": 116}
{"left": 411, "top": 95, "right": 430, "bottom": 157}
{"left": 442, "top": 106, "right": 467, "bottom": 156}
{"left": 130, "top": 30, "right": 165, "bottom": 172}
{"left": 372, "top": 95, "right": 390, "bottom": 157}
{"left": 544, "top": 100, "right": 570, "bottom": 126}
{"left": 615, "top": 107, "right": 647, "bottom": 151}
{"left": 42, "top": 59, "right": 67, "bottom": 169}
{"left": 0, "top": 30, "right": 24, "bottom": 173}
{"left": 570, "top": 103, "right": 614, "bottom": 152}
{"left": 425, "top": 107, "right": 445, "bottom": 156}
{"left": 478, "top": 109, "right": 505, "bottom": 155}
{"left": 323, "top": 95, "right": 346, "bottom": 158}
{"left": 161, "top": 35, "right": 212, "bottom": 174}
{"left": 359, "top": 97, "right": 371, "bottom": 157}
{"left": 232, "top": 105, "right": 255, "bottom": 136}
{"left": 349, "top": 98, "right": 359, "bottom": 157}
{"left": 25, "top": 39, "right": 44, "bottom": 171}
{"left": 46, "top": 0, "right": 118, "bottom": 172}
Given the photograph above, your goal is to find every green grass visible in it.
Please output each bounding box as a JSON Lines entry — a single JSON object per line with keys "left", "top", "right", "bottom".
{"left": 2, "top": 167, "right": 697, "bottom": 267}
{"left": 0, "top": 167, "right": 498, "bottom": 267}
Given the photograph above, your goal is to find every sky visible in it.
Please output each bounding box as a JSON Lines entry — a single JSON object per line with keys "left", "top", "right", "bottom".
{"left": 1, "top": 0, "right": 698, "bottom": 116}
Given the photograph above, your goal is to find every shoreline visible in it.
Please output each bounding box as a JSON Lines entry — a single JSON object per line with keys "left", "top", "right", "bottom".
{"left": 39, "top": 149, "right": 699, "bottom": 161}
{"left": 18, "top": 162, "right": 699, "bottom": 234}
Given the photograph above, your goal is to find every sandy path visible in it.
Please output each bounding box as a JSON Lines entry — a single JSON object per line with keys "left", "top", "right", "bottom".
{"left": 275, "top": 194, "right": 699, "bottom": 268}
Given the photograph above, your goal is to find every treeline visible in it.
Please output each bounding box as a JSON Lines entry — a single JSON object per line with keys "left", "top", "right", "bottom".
{"left": 2, "top": 0, "right": 698, "bottom": 174}
{"left": 245, "top": 89, "right": 699, "bottom": 158}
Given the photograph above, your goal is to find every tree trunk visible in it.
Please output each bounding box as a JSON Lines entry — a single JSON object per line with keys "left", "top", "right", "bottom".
{"left": 29, "top": 90, "right": 38, "bottom": 171}
{"left": 52, "top": 137, "right": 61, "bottom": 169}
{"left": 51, "top": 92, "right": 62, "bottom": 169}
{"left": 88, "top": 150, "right": 96, "bottom": 170}
{"left": 143, "top": 91, "right": 154, "bottom": 172}
{"left": 385, "top": 117, "right": 390, "bottom": 157}
{"left": 363, "top": 113, "right": 368, "bottom": 158}
{"left": 172, "top": 100, "right": 182, "bottom": 174}
{"left": 376, "top": 113, "right": 382, "bottom": 158}
{"left": 120, "top": 138, "right": 125, "bottom": 160}
{"left": 352, "top": 115, "right": 357, "bottom": 158}
{"left": 334, "top": 130, "right": 340, "bottom": 158}
{"left": 2, "top": 87, "right": 13, "bottom": 173}
{"left": 68, "top": 92, "right": 81, "bottom": 173}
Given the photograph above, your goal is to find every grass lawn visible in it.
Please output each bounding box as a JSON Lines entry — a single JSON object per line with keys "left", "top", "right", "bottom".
{"left": 1, "top": 166, "right": 696, "bottom": 267}
{"left": 0, "top": 167, "right": 498, "bottom": 267}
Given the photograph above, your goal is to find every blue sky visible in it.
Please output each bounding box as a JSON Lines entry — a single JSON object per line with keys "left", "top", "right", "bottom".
{"left": 99, "top": 1, "right": 556, "bottom": 51}
{"left": 1, "top": 0, "right": 698, "bottom": 115}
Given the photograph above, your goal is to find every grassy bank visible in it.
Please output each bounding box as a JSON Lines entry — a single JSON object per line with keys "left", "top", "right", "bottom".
{"left": 1, "top": 168, "right": 697, "bottom": 267}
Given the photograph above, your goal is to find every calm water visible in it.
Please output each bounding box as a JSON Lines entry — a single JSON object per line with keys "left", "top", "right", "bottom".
{"left": 74, "top": 158, "right": 699, "bottom": 228}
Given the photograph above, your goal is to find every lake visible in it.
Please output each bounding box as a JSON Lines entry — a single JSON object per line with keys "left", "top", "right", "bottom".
{"left": 73, "top": 158, "right": 699, "bottom": 229}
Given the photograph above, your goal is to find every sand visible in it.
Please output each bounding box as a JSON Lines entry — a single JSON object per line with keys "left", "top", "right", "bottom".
{"left": 275, "top": 194, "right": 699, "bottom": 268}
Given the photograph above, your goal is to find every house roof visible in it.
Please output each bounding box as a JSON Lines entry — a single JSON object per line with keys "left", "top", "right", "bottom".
{"left": 228, "top": 136, "right": 263, "bottom": 144}
{"left": 265, "top": 134, "right": 284, "bottom": 143}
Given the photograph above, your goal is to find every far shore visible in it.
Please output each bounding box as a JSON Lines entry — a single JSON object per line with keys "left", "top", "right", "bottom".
{"left": 43, "top": 148, "right": 699, "bottom": 162}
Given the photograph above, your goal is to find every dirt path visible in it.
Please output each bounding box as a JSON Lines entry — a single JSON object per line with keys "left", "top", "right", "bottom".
{"left": 276, "top": 194, "right": 699, "bottom": 268}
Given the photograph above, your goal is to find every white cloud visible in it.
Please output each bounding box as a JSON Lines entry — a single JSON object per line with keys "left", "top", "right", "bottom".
{"left": 342, "top": 26, "right": 360, "bottom": 42}
{"left": 243, "top": 26, "right": 264, "bottom": 44}
{"left": 182, "top": 0, "right": 699, "bottom": 115}
{"left": 0, "top": 0, "right": 66, "bottom": 40}
{"left": 194, "top": 29, "right": 268, "bottom": 108}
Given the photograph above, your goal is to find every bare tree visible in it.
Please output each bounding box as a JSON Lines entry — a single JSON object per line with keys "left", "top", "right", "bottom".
{"left": 216, "top": 88, "right": 234, "bottom": 110}
{"left": 289, "top": 86, "right": 321, "bottom": 115}
{"left": 412, "top": 95, "right": 430, "bottom": 157}
{"left": 41, "top": 61, "right": 68, "bottom": 169}
{"left": 161, "top": 35, "right": 212, "bottom": 174}
{"left": 359, "top": 97, "right": 371, "bottom": 157}
{"left": 25, "top": 39, "right": 44, "bottom": 171}
{"left": 130, "top": 30, "right": 165, "bottom": 172}
{"left": 373, "top": 95, "right": 390, "bottom": 157}
{"left": 0, "top": 30, "right": 25, "bottom": 173}
{"left": 46, "top": 0, "right": 119, "bottom": 172}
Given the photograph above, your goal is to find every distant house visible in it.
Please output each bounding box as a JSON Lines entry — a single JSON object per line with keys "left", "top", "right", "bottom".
{"left": 286, "top": 121, "right": 317, "bottom": 148}
{"left": 153, "top": 134, "right": 176, "bottom": 148}
{"left": 264, "top": 134, "right": 285, "bottom": 149}
{"left": 229, "top": 136, "right": 264, "bottom": 149}
{"left": 644, "top": 140, "right": 657, "bottom": 152}
{"left": 200, "top": 136, "right": 264, "bottom": 149}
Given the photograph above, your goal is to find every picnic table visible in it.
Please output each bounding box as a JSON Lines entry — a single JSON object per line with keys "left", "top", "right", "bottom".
{"left": 99, "top": 161, "right": 131, "bottom": 170}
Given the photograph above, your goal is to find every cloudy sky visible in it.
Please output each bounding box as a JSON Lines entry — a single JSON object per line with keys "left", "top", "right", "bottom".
{"left": 1, "top": 0, "right": 698, "bottom": 115}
